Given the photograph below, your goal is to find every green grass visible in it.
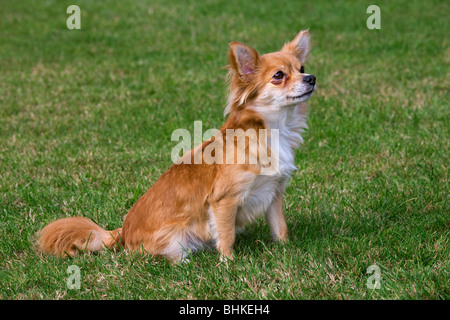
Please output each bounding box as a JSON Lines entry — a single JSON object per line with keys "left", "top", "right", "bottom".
{"left": 0, "top": 0, "right": 448, "bottom": 299}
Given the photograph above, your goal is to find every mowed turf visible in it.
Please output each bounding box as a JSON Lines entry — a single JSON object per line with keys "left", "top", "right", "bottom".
{"left": 0, "top": 0, "right": 448, "bottom": 299}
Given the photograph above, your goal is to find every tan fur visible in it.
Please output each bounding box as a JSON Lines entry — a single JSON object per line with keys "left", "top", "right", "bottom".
{"left": 38, "top": 217, "right": 121, "bottom": 257}
{"left": 37, "top": 30, "right": 315, "bottom": 262}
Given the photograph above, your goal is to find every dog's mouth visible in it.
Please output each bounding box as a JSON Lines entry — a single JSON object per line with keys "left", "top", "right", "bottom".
{"left": 288, "top": 89, "right": 314, "bottom": 100}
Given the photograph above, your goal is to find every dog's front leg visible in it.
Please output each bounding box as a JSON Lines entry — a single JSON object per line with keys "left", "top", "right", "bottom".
{"left": 210, "top": 198, "right": 238, "bottom": 261}
{"left": 264, "top": 193, "right": 288, "bottom": 242}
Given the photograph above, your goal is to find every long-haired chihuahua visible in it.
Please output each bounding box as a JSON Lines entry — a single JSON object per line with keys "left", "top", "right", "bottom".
{"left": 38, "top": 29, "right": 316, "bottom": 263}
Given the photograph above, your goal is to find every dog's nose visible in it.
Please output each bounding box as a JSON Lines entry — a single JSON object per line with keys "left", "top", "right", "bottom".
{"left": 303, "top": 75, "right": 316, "bottom": 86}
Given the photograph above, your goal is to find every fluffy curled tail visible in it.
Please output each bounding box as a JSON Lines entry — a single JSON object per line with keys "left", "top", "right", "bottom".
{"left": 37, "top": 217, "right": 122, "bottom": 257}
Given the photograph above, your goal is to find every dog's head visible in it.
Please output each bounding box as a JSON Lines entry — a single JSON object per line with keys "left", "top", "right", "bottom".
{"left": 225, "top": 30, "right": 315, "bottom": 115}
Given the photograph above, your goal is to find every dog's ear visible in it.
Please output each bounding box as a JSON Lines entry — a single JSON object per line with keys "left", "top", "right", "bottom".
{"left": 282, "top": 30, "right": 310, "bottom": 64}
{"left": 228, "top": 42, "right": 260, "bottom": 78}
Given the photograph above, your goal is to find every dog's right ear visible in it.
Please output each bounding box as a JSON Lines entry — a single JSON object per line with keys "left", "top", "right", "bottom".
{"left": 282, "top": 30, "right": 310, "bottom": 64}
{"left": 228, "top": 42, "right": 260, "bottom": 79}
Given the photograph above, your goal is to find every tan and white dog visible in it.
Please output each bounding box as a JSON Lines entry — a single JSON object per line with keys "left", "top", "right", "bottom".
{"left": 38, "top": 30, "right": 316, "bottom": 262}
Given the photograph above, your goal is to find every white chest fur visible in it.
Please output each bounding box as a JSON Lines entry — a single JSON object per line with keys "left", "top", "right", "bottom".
{"left": 236, "top": 104, "right": 308, "bottom": 228}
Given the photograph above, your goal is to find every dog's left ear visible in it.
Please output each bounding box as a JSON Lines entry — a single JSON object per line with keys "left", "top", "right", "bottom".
{"left": 282, "top": 30, "right": 310, "bottom": 64}
{"left": 228, "top": 41, "right": 260, "bottom": 79}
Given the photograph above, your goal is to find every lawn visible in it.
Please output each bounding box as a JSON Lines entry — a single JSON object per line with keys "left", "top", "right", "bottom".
{"left": 0, "top": 0, "right": 448, "bottom": 300}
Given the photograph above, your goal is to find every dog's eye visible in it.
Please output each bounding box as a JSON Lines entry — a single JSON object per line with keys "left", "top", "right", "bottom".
{"left": 273, "top": 71, "right": 284, "bottom": 80}
{"left": 300, "top": 66, "right": 305, "bottom": 73}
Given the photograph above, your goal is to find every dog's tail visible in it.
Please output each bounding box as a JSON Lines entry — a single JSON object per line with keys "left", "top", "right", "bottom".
{"left": 37, "top": 217, "right": 122, "bottom": 257}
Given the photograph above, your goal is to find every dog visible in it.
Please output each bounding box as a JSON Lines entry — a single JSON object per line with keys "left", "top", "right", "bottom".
{"left": 38, "top": 29, "right": 316, "bottom": 263}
